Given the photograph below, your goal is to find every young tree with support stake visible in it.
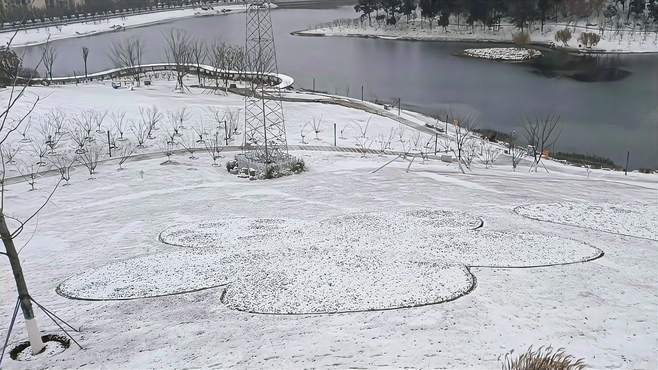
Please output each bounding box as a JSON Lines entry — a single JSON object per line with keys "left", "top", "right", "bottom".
{"left": 0, "top": 36, "right": 83, "bottom": 363}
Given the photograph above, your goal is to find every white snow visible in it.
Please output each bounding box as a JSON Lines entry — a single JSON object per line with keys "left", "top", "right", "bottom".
{"left": 13, "top": 338, "right": 67, "bottom": 361}
{"left": 463, "top": 47, "right": 542, "bottom": 61}
{"left": 56, "top": 250, "right": 246, "bottom": 300}
{"left": 223, "top": 249, "right": 473, "bottom": 314}
{"left": 0, "top": 80, "right": 656, "bottom": 368}
{"left": 515, "top": 202, "right": 658, "bottom": 240}
{"left": 297, "top": 18, "right": 658, "bottom": 53}
{"left": 0, "top": 4, "right": 250, "bottom": 48}
{"left": 160, "top": 217, "right": 300, "bottom": 248}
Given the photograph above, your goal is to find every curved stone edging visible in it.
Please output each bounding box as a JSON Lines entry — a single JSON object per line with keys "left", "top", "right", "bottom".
{"left": 55, "top": 280, "right": 227, "bottom": 302}
{"left": 219, "top": 266, "right": 478, "bottom": 316}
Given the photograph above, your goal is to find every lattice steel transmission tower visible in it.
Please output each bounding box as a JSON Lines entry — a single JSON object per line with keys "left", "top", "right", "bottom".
{"left": 243, "top": 1, "right": 288, "bottom": 163}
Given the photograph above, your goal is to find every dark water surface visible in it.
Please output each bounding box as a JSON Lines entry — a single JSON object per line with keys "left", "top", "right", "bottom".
{"left": 17, "top": 3, "right": 658, "bottom": 168}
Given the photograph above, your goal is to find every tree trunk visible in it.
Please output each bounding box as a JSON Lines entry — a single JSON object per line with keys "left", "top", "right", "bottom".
{"left": 0, "top": 213, "right": 45, "bottom": 355}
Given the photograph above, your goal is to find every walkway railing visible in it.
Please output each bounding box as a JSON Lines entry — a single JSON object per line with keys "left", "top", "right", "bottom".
{"left": 25, "top": 63, "right": 294, "bottom": 89}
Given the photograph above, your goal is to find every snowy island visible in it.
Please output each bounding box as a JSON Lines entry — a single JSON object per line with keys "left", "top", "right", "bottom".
{"left": 462, "top": 47, "right": 542, "bottom": 61}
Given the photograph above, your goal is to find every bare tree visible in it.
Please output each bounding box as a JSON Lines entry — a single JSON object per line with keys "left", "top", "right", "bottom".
{"left": 190, "top": 38, "right": 207, "bottom": 86}
{"left": 510, "top": 145, "right": 526, "bottom": 171}
{"left": 81, "top": 46, "right": 90, "bottom": 78}
{"left": 71, "top": 110, "right": 95, "bottom": 141}
{"left": 130, "top": 120, "right": 149, "bottom": 148}
{"left": 46, "top": 109, "right": 66, "bottom": 135}
{"left": 177, "top": 132, "right": 199, "bottom": 159}
{"left": 310, "top": 116, "right": 323, "bottom": 140}
{"left": 111, "top": 111, "right": 127, "bottom": 141}
{"left": 523, "top": 113, "right": 561, "bottom": 172}
{"left": 480, "top": 144, "right": 501, "bottom": 168}
{"left": 40, "top": 42, "right": 57, "bottom": 81}
{"left": 117, "top": 141, "right": 136, "bottom": 170}
{"left": 0, "top": 38, "right": 55, "bottom": 355}
{"left": 163, "top": 29, "right": 193, "bottom": 91}
{"left": 93, "top": 110, "right": 108, "bottom": 134}
{"left": 78, "top": 143, "right": 102, "bottom": 179}
{"left": 207, "top": 107, "right": 229, "bottom": 144}
{"left": 203, "top": 131, "right": 224, "bottom": 166}
{"left": 192, "top": 120, "right": 206, "bottom": 144}
{"left": 139, "top": 106, "right": 163, "bottom": 140}
{"left": 440, "top": 114, "right": 479, "bottom": 173}
{"left": 31, "top": 138, "right": 49, "bottom": 166}
{"left": 300, "top": 122, "right": 310, "bottom": 144}
{"left": 109, "top": 37, "right": 144, "bottom": 85}
{"left": 14, "top": 160, "right": 41, "bottom": 191}
{"left": 50, "top": 152, "right": 76, "bottom": 185}
{"left": 2, "top": 144, "right": 19, "bottom": 164}
{"left": 160, "top": 138, "right": 175, "bottom": 164}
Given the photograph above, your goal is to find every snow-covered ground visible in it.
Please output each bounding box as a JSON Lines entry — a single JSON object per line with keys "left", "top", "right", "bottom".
{"left": 0, "top": 4, "right": 249, "bottom": 48}
{"left": 1, "top": 80, "right": 657, "bottom": 368}
{"left": 515, "top": 202, "right": 657, "bottom": 240}
{"left": 296, "top": 18, "right": 658, "bottom": 53}
{"left": 463, "top": 47, "right": 542, "bottom": 61}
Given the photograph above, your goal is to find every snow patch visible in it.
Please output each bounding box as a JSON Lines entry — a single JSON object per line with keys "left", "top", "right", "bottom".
{"left": 223, "top": 249, "right": 473, "bottom": 314}
{"left": 56, "top": 250, "right": 249, "bottom": 300}
{"left": 463, "top": 47, "right": 542, "bottom": 61}
{"left": 515, "top": 202, "right": 657, "bottom": 240}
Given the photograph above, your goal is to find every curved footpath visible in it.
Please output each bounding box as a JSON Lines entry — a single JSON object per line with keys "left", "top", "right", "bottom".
{"left": 31, "top": 63, "right": 294, "bottom": 89}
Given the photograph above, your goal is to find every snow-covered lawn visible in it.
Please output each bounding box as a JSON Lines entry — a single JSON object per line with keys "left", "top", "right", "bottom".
{"left": 297, "top": 18, "right": 658, "bottom": 53}
{"left": 59, "top": 207, "right": 602, "bottom": 313}
{"left": 1, "top": 80, "right": 656, "bottom": 368}
{"left": 463, "top": 47, "right": 542, "bottom": 61}
{"left": 56, "top": 250, "right": 246, "bottom": 300}
{"left": 515, "top": 202, "right": 657, "bottom": 240}
{"left": 160, "top": 217, "right": 299, "bottom": 248}
{"left": 223, "top": 249, "right": 473, "bottom": 314}
{"left": 0, "top": 4, "right": 249, "bottom": 47}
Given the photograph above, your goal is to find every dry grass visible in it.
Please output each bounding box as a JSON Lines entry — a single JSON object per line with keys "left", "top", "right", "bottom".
{"left": 501, "top": 346, "right": 587, "bottom": 370}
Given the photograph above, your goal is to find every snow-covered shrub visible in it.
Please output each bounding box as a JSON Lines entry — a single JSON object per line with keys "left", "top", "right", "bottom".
{"left": 226, "top": 159, "right": 238, "bottom": 172}
{"left": 501, "top": 346, "right": 586, "bottom": 370}
{"left": 512, "top": 31, "right": 531, "bottom": 45}
{"left": 554, "top": 28, "right": 572, "bottom": 46}
{"left": 578, "top": 32, "right": 601, "bottom": 48}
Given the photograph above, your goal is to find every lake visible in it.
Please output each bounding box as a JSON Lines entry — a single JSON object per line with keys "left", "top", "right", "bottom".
{"left": 16, "top": 2, "right": 658, "bottom": 169}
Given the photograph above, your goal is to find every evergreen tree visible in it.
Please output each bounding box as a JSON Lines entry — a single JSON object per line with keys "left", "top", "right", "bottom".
{"left": 355, "top": 0, "right": 378, "bottom": 25}
{"left": 400, "top": 0, "right": 416, "bottom": 22}
{"left": 628, "top": 0, "right": 646, "bottom": 21}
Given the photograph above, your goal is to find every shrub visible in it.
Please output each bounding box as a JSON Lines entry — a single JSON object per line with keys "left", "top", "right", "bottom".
{"left": 578, "top": 32, "right": 601, "bottom": 48}
{"left": 501, "top": 346, "right": 586, "bottom": 370}
{"left": 225, "top": 159, "right": 238, "bottom": 172}
{"left": 554, "top": 28, "right": 572, "bottom": 46}
{"left": 512, "top": 32, "right": 531, "bottom": 45}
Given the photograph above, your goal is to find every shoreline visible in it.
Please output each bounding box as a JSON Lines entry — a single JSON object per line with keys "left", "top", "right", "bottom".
{"left": 4, "top": 5, "right": 254, "bottom": 48}
{"left": 291, "top": 30, "right": 658, "bottom": 56}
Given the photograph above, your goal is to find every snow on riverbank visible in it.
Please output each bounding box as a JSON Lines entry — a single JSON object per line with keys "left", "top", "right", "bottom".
{"left": 463, "top": 47, "right": 542, "bottom": 61}
{"left": 515, "top": 202, "right": 657, "bottom": 240}
{"left": 296, "top": 18, "right": 658, "bottom": 53}
{"left": 0, "top": 4, "right": 248, "bottom": 48}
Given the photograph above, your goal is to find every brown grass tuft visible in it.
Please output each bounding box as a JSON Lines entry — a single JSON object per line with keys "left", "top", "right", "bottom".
{"left": 501, "top": 345, "right": 587, "bottom": 370}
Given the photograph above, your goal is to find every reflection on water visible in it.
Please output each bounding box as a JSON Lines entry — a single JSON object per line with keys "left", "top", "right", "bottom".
{"left": 15, "top": 4, "right": 658, "bottom": 168}
{"left": 530, "top": 51, "right": 632, "bottom": 82}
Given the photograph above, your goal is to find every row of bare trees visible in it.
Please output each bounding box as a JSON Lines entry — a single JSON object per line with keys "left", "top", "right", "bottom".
{"left": 108, "top": 29, "right": 246, "bottom": 92}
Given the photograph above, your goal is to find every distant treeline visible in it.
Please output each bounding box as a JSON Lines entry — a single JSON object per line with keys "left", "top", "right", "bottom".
{"left": 354, "top": 0, "right": 658, "bottom": 31}
{"left": 551, "top": 151, "right": 620, "bottom": 169}
{"left": 1, "top": 0, "right": 226, "bottom": 24}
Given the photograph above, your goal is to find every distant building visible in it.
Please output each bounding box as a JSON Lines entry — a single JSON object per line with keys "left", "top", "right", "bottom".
{"left": 1, "top": 0, "right": 85, "bottom": 10}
